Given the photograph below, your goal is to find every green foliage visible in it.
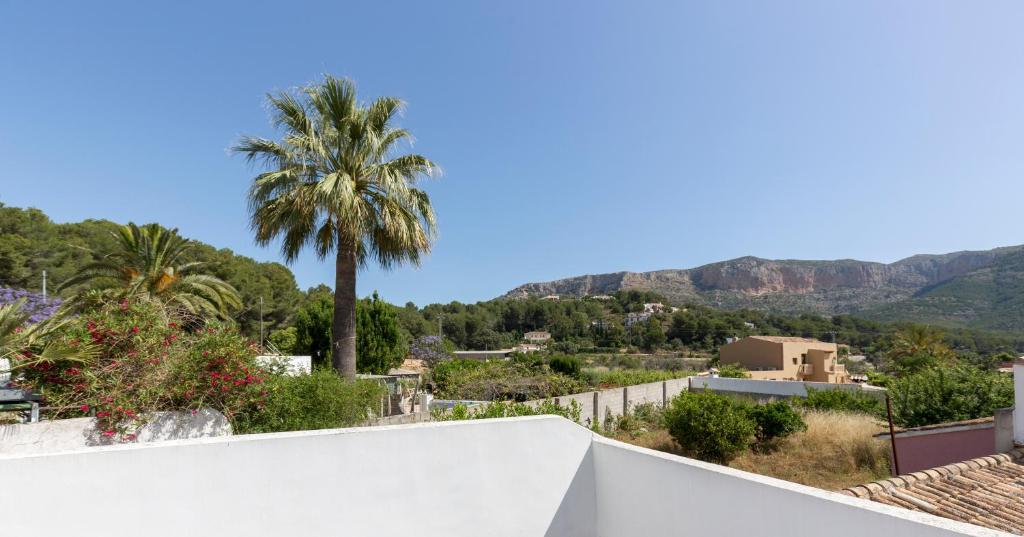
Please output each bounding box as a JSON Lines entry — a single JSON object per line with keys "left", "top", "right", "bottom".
{"left": 548, "top": 355, "right": 582, "bottom": 378}
{"left": 356, "top": 292, "right": 407, "bottom": 374}
{"left": 888, "top": 365, "right": 1013, "bottom": 428}
{"left": 237, "top": 75, "right": 440, "bottom": 378}
{"left": 57, "top": 223, "right": 242, "bottom": 319}
{"left": 13, "top": 299, "right": 267, "bottom": 439}
{"left": 642, "top": 318, "right": 667, "bottom": 351}
{"left": 294, "top": 291, "right": 334, "bottom": 367}
{"left": 0, "top": 204, "right": 301, "bottom": 339}
{"left": 884, "top": 325, "right": 955, "bottom": 374}
{"left": 664, "top": 391, "right": 755, "bottom": 464}
{"left": 266, "top": 326, "right": 297, "bottom": 354}
{"left": 430, "top": 359, "right": 583, "bottom": 401}
{"left": 581, "top": 368, "right": 691, "bottom": 388}
{"left": 432, "top": 399, "right": 582, "bottom": 423}
{"left": 797, "top": 388, "right": 883, "bottom": 416}
{"left": 614, "top": 402, "right": 665, "bottom": 436}
{"left": 747, "top": 401, "right": 806, "bottom": 447}
{"left": 232, "top": 370, "right": 386, "bottom": 434}
{"left": 716, "top": 363, "right": 750, "bottom": 378}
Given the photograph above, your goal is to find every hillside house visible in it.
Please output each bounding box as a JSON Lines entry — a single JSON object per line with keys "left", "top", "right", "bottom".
{"left": 719, "top": 336, "right": 850, "bottom": 383}
{"left": 541, "top": 294, "right": 560, "bottom": 301}
{"left": 524, "top": 331, "right": 552, "bottom": 343}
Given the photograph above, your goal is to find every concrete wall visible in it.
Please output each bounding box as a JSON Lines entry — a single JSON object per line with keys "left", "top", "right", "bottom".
{"left": 0, "top": 416, "right": 597, "bottom": 537}
{"left": 591, "top": 435, "right": 1000, "bottom": 537}
{"left": 0, "top": 409, "right": 231, "bottom": 455}
{"left": 688, "top": 376, "right": 879, "bottom": 399}
{"left": 548, "top": 377, "right": 689, "bottom": 427}
{"left": 892, "top": 422, "right": 996, "bottom": 475}
{"left": 0, "top": 417, "right": 1000, "bottom": 537}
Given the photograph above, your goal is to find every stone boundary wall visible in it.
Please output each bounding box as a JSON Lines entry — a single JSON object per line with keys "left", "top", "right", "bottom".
{"left": 368, "top": 377, "right": 693, "bottom": 428}
{"left": 537, "top": 377, "right": 690, "bottom": 428}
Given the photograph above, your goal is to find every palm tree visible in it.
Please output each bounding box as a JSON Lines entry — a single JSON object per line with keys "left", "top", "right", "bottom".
{"left": 235, "top": 76, "right": 438, "bottom": 379}
{"left": 58, "top": 223, "right": 241, "bottom": 318}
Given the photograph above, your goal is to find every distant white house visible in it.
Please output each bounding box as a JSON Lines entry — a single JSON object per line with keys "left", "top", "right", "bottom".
{"left": 590, "top": 294, "right": 614, "bottom": 300}
{"left": 541, "top": 294, "right": 560, "bottom": 301}
{"left": 524, "top": 331, "right": 551, "bottom": 343}
{"left": 514, "top": 343, "right": 543, "bottom": 353}
{"left": 625, "top": 312, "right": 652, "bottom": 328}
{"left": 643, "top": 303, "right": 666, "bottom": 313}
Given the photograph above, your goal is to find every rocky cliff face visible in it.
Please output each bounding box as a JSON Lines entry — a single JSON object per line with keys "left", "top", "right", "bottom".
{"left": 502, "top": 246, "right": 1022, "bottom": 319}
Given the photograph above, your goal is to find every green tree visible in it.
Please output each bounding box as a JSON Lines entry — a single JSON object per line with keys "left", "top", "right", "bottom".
{"left": 236, "top": 76, "right": 439, "bottom": 379}
{"left": 886, "top": 325, "right": 956, "bottom": 374}
{"left": 665, "top": 391, "right": 755, "bottom": 464}
{"left": 642, "top": 318, "right": 667, "bottom": 351}
{"left": 356, "top": 292, "right": 406, "bottom": 374}
{"left": 57, "top": 223, "right": 241, "bottom": 318}
{"left": 294, "top": 292, "right": 334, "bottom": 368}
{"left": 888, "top": 365, "right": 1013, "bottom": 428}
{"left": 267, "top": 326, "right": 298, "bottom": 354}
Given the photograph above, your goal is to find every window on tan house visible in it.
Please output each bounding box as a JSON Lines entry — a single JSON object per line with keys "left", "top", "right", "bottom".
{"left": 792, "top": 357, "right": 797, "bottom": 365}
{"left": 801, "top": 353, "right": 807, "bottom": 364}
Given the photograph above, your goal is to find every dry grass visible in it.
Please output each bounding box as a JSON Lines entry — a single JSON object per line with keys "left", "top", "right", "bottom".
{"left": 612, "top": 409, "right": 893, "bottom": 491}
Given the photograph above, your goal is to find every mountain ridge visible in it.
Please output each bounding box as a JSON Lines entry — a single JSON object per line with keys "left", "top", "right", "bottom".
{"left": 502, "top": 245, "right": 1024, "bottom": 331}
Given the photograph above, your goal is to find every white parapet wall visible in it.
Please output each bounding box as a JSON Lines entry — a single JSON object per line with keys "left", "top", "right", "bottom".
{"left": 0, "top": 416, "right": 1000, "bottom": 537}
{"left": 689, "top": 376, "right": 884, "bottom": 399}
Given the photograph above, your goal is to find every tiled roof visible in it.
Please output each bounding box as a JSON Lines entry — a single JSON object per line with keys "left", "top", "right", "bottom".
{"left": 843, "top": 449, "right": 1024, "bottom": 534}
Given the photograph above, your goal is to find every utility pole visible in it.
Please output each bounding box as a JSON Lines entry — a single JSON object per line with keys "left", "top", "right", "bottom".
{"left": 259, "top": 296, "right": 264, "bottom": 347}
{"left": 438, "top": 312, "right": 443, "bottom": 338}
{"left": 42, "top": 270, "right": 47, "bottom": 302}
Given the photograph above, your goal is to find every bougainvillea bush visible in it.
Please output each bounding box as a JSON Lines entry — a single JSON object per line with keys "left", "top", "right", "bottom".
{"left": 12, "top": 299, "right": 268, "bottom": 440}
{"left": 0, "top": 287, "right": 61, "bottom": 324}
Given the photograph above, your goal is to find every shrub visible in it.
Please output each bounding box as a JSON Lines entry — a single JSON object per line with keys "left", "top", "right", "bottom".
{"left": 232, "top": 369, "right": 386, "bottom": 434}
{"left": 888, "top": 365, "right": 1013, "bottom": 428}
{"left": 664, "top": 391, "right": 755, "bottom": 464}
{"left": 13, "top": 299, "right": 268, "bottom": 440}
{"left": 747, "top": 401, "right": 806, "bottom": 447}
{"left": 582, "top": 368, "right": 691, "bottom": 389}
{"left": 266, "top": 327, "right": 297, "bottom": 354}
{"left": 430, "top": 359, "right": 583, "bottom": 401}
{"left": 614, "top": 402, "right": 664, "bottom": 436}
{"left": 548, "top": 355, "right": 582, "bottom": 378}
{"left": 717, "top": 363, "right": 750, "bottom": 378}
{"left": 796, "top": 388, "right": 883, "bottom": 417}
{"left": 432, "top": 399, "right": 582, "bottom": 423}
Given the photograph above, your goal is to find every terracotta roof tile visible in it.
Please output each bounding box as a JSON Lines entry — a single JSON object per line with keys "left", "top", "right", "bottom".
{"left": 843, "top": 449, "right": 1024, "bottom": 534}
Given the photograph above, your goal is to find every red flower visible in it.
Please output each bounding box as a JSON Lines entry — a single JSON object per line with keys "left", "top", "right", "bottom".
{"left": 101, "top": 430, "right": 115, "bottom": 437}
{"left": 79, "top": 404, "right": 90, "bottom": 412}
{"left": 131, "top": 326, "right": 140, "bottom": 334}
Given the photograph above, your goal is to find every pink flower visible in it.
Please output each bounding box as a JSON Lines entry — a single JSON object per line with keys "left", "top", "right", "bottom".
{"left": 79, "top": 404, "right": 90, "bottom": 412}
{"left": 131, "top": 326, "right": 140, "bottom": 334}
{"left": 101, "top": 430, "right": 115, "bottom": 437}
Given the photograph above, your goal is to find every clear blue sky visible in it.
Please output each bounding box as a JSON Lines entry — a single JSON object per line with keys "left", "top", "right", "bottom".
{"left": 2, "top": 1, "right": 1023, "bottom": 306}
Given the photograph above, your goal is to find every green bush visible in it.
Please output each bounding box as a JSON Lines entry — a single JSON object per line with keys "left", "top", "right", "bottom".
{"left": 232, "top": 369, "right": 387, "bottom": 434}
{"left": 716, "top": 363, "right": 750, "bottom": 378}
{"left": 582, "top": 368, "right": 691, "bottom": 389}
{"left": 664, "top": 391, "right": 755, "bottom": 464}
{"left": 888, "top": 365, "right": 1013, "bottom": 428}
{"left": 430, "top": 359, "right": 582, "bottom": 401}
{"left": 432, "top": 399, "right": 582, "bottom": 423}
{"left": 548, "top": 355, "right": 582, "bottom": 378}
{"left": 796, "top": 388, "right": 883, "bottom": 416}
{"left": 747, "top": 401, "right": 806, "bottom": 447}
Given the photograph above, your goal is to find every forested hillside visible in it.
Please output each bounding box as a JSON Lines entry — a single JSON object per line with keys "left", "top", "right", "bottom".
{"left": 0, "top": 204, "right": 302, "bottom": 336}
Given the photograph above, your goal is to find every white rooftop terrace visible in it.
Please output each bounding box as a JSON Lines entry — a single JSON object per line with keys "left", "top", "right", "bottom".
{"left": 0, "top": 416, "right": 1005, "bottom": 536}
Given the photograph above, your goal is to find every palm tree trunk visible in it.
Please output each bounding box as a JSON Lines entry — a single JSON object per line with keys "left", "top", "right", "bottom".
{"left": 333, "top": 242, "right": 358, "bottom": 380}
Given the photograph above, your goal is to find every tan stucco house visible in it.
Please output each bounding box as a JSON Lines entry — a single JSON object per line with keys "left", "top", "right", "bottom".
{"left": 719, "top": 336, "right": 850, "bottom": 383}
